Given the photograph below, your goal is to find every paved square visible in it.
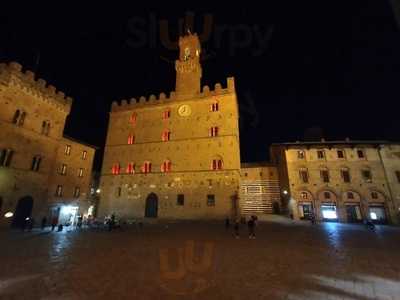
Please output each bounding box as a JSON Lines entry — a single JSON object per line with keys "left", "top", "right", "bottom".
{"left": 1, "top": 217, "right": 400, "bottom": 299}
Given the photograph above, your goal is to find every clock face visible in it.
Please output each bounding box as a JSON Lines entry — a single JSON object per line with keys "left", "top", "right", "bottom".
{"left": 178, "top": 104, "right": 192, "bottom": 117}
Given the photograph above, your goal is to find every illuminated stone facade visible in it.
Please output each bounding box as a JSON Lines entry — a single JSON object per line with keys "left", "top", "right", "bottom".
{"left": 379, "top": 144, "right": 400, "bottom": 220}
{"left": 99, "top": 33, "right": 241, "bottom": 220}
{"left": 271, "top": 141, "right": 397, "bottom": 224}
{"left": 240, "top": 163, "right": 281, "bottom": 216}
{"left": 0, "top": 62, "right": 95, "bottom": 227}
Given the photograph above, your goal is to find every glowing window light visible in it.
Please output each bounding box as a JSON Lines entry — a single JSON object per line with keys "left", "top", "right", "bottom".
{"left": 4, "top": 212, "right": 14, "bottom": 218}
{"left": 370, "top": 212, "right": 377, "bottom": 220}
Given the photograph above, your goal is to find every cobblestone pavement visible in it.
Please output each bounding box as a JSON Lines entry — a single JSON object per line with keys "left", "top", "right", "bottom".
{"left": 1, "top": 218, "right": 400, "bottom": 300}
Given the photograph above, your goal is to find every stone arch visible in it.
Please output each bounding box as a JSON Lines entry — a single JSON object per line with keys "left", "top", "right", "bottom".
{"left": 317, "top": 189, "right": 337, "bottom": 202}
{"left": 12, "top": 196, "right": 34, "bottom": 228}
{"left": 367, "top": 190, "right": 386, "bottom": 202}
{"left": 342, "top": 190, "right": 362, "bottom": 202}
{"left": 145, "top": 193, "right": 158, "bottom": 218}
{"left": 296, "top": 189, "right": 314, "bottom": 202}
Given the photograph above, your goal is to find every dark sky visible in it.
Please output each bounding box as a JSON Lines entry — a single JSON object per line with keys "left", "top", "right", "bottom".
{"left": 1, "top": 1, "right": 400, "bottom": 171}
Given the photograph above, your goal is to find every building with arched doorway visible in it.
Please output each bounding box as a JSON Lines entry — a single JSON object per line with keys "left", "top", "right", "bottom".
{"left": 0, "top": 62, "right": 96, "bottom": 228}
{"left": 98, "top": 32, "right": 241, "bottom": 220}
{"left": 271, "top": 140, "right": 397, "bottom": 224}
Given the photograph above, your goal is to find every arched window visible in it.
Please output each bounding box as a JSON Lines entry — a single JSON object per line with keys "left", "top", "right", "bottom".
{"left": 41, "top": 121, "right": 51, "bottom": 135}
{"left": 210, "top": 126, "right": 219, "bottom": 137}
{"left": 130, "top": 113, "right": 137, "bottom": 126}
{"left": 163, "top": 109, "right": 171, "bottom": 119}
{"left": 126, "top": 163, "right": 135, "bottom": 174}
{"left": 211, "top": 157, "right": 223, "bottom": 170}
{"left": 162, "top": 130, "right": 171, "bottom": 142}
{"left": 18, "top": 112, "right": 26, "bottom": 126}
{"left": 141, "top": 161, "right": 152, "bottom": 174}
{"left": 210, "top": 101, "right": 219, "bottom": 112}
{"left": 12, "top": 110, "right": 20, "bottom": 124}
{"left": 161, "top": 160, "right": 172, "bottom": 173}
{"left": 111, "top": 163, "right": 121, "bottom": 175}
{"left": 324, "top": 191, "right": 331, "bottom": 199}
{"left": 128, "top": 134, "right": 135, "bottom": 145}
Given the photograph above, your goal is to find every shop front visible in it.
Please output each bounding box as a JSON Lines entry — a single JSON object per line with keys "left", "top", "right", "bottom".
{"left": 368, "top": 205, "right": 387, "bottom": 224}
{"left": 343, "top": 191, "right": 363, "bottom": 223}
{"left": 320, "top": 203, "right": 338, "bottom": 221}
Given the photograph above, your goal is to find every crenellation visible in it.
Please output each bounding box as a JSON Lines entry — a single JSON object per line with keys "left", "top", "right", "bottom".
{"left": 129, "top": 98, "right": 137, "bottom": 105}
{"left": 0, "top": 62, "right": 72, "bottom": 112}
{"left": 159, "top": 93, "right": 166, "bottom": 100}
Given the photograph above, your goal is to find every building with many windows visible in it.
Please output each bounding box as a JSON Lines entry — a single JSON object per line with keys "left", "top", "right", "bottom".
{"left": 0, "top": 62, "right": 96, "bottom": 228}
{"left": 98, "top": 32, "right": 241, "bottom": 220}
{"left": 270, "top": 140, "right": 397, "bottom": 224}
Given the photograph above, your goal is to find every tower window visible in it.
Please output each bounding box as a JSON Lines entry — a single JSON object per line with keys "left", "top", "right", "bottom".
{"left": 78, "top": 168, "right": 84, "bottom": 177}
{"left": 130, "top": 113, "right": 137, "bottom": 126}
{"left": 210, "top": 127, "right": 219, "bottom": 137}
{"left": 126, "top": 163, "right": 135, "bottom": 174}
{"left": 12, "top": 110, "right": 26, "bottom": 126}
{"left": 141, "top": 161, "right": 152, "bottom": 174}
{"left": 65, "top": 145, "right": 71, "bottom": 155}
{"left": 161, "top": 160, "right": 172, "bottom": 173}
{"left": 31, "top": 156, "right": 42, "bottom": 172}
{"left": 116, "top": 187, "right": 122, "bottom": 197}
{"left": 128, "top": 134, "right": 135, "bottom": 145}
{"left": 162, "top": 130, "right": 171, "bottom": 142}
{"left": 163, "top": 109, "right": 171, "bottom": 119}
{"left": 41, "top": 121, "right": 51, "bottom": 136}
{"left": 82, "top": 151, "right": 87, "bottom": 160}
{"left": 357, "top": 150, "right": 365, "bottom": 159}
{"left": 210, "top": 101, "right": 219, "bottom": 112}
{"left": 12, "top": 110, "right": 20, "bottom": 124}
{"left": 298, "top": 151, "right": 305, "bottom": 159}
{"left": 212, "top": 159, "right": 223, "bottom": 170}
{"left": 112, "top": 163, "right": 121, "bottom": 175}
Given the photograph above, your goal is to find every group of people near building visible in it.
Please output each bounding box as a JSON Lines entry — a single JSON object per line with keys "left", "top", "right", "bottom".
{"left": 225, "top": 215, "right": 258, "bottom": 239}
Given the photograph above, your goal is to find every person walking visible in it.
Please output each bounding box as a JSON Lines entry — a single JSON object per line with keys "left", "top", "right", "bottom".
{"left": 234, "top": 219, "right": 240, "bottom": 239}
{"left": 41, "top": 216, "right": 47, "bottom": 230}
{"left": 51, "top": 217, "right": 58, "bottom": 231}
{"left": 248, "top": 216, "right": 256, "bottom": 239}
{"left": 225, "top": 217, "right": 230, "bottom": 231}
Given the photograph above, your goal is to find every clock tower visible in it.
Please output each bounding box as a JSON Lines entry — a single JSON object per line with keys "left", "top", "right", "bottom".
{"left": 175, "top": 32, "right": 202, "bottom": 98}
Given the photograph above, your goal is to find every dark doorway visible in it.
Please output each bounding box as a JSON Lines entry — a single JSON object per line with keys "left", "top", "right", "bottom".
{"left": 145, "top": 193, "right": 158, "bottom": 218}
{"left": 346, "top": 205, "right": 362, "bottom": 223}
{"left": 12, "top": 196, "right": 34, "bottom": 228}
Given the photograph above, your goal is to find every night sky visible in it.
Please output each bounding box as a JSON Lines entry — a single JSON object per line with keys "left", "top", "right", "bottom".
{"left": 1, "top": 1, "right": 400, "bottom": 171}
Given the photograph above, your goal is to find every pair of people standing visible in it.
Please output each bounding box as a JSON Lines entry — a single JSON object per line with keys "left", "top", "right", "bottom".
{"left": 226, "top": 216, "right": 257, "bottom": 239}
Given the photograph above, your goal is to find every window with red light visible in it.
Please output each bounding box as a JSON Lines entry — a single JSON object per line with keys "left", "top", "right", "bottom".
{"left": 130, "top": 113, "right": 137, "bottom": 125}
{"left": 162, "top": 130, "right": 171, "bottom": 141}
{"left": 141, "top": 161, "right": 152, "bottom": 174}
{"left": 111, "top": 163, "right": 121, "bottom": 175}
{"left": 210, "top": 101, "right": 219, "bottom": 112}
{"left": 128, "top": 134, "right": 135, "bottom": 145}
{"left": 161, "top": 160, "right": 172, "bottom": 172}
{"left": 211, "top": 158, "right": 223, "bottom": 170}
{"left": 163, "top": 109, "right": 171, "bottom": 119}
{"left": 126, "top": 163, "right": 135, "bottom": 174}
{"left": 210, "top": 126, "right": 219, "bottom": 137}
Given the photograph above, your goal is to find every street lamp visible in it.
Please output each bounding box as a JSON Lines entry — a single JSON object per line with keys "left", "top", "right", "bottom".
{"left": 4, "top": 212, "right": 14, "bottom": 218}
{"left": 283, "top": 190, "right": 288, "bottom": 195}
{"left": 96, "top": 189, "right": 101, "bottom": 194}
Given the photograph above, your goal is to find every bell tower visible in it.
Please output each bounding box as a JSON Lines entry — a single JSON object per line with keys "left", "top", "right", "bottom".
{"left": 175, "top": 32, "right": 202, "bottom": 98}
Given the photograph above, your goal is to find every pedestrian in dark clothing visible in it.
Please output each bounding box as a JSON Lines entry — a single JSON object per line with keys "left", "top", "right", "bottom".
{"left": 225, "top": 217, "right": 230, "bottom": 230}
{"left": 77, "top": 216, "right": 83, "bottom": 229}
{"left": 234, "top": 220, "right": 240, "bottom": 239}
{"left": 28, "top": 218, "right": 35, "bottom": 231}
{"left": 41, "top": 217, "right": 47, "bottom": 230}
{"left": 248, "top": 217, "right": 256, "bottom": 239}
{"left": 51, "top": 217, "right": 58, "bottom": 231}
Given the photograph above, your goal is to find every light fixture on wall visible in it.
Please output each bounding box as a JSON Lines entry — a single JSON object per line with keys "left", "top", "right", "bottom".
{"left": 4, "top": 212, "right": 14, "bottom": 218}
{"left": 283, "top": 190, "right": 288, "bottom": 195}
